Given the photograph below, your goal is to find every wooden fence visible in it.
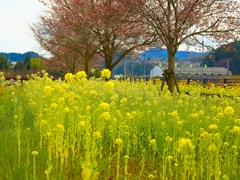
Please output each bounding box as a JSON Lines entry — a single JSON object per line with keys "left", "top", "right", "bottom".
{"left": 121, "top": 76, "right": 240, "bottom": 87}
{"left": 3, "top": 76, "right": 240, "bottom": 87}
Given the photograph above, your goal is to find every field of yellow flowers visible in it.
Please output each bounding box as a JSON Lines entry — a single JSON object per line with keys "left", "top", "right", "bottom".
{"left": 0, "top": 70, "right": 240, "bottom": 180}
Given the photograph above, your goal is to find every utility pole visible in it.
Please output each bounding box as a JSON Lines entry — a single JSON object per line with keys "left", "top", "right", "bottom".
{"left": 227, "top": 59, "right": 229, "bottom": 76}
{"left": 201, "top": 37, "right": 204, "bottom": 83}
{"left": 124, "top": 56, "right": 126, "bottom": 79}
{"left": 143, "top": 54, "right": 146, "bottom": 78}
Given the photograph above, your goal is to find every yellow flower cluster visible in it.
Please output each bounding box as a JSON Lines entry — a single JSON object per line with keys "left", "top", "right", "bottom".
{"left": 101, "top": 69, "right": 111, "bottom": 79}
{"left": 120, "top": 97, "right": 127, "bottom": 104}
{"left": 99, "top": 102, "right": 110, "bottom": 111}
{"left": 93, "top": 131, "right": 101, "bottom": 138}
{"left": 149, "top": 139, "right": 156, "bottom": 145}
{"left": 104, "top": 81, "right": 115, "bottom": 91}
{"left": 50, "top": 103, "right": 58, "bottom": 109}
{"left": 100, "top": 112, "right": 111, "bottom": 120}
{"left": 90, "top": 90, "right": 98, "bottom": 96}
{"left": 79, "top": 121, "right": 85, "bottom": 127}
{"left": 32, "top": 151, "right": 38, "bottom": 156}
{"left": 115, "top": 138, "right": 123, "bottom": 145}
{"left": 216, "top": 112, "right": 224, "bottom": 118}
{"left": 177, "top": 121, "right": 183, "bottom": 126}
{"left": 64, "top": 73, "right": 74, "bottom": 82}
{"left": 148, "top": 174, "right": 155, "bottom": 179}
{"left": 75, "top": 71, "right": 87, "bottom": 79}
{"left": 169, "top": 110, "right": 178, "bottom": 117}
{"left": 209, "top": 124, "right": 218, "bottom": 130}
{"left": 177, "top": 138, "right": 194, "bottom": 151}
{"left": 208, "top": 144, "right": 217, "bottom": 152}
{"left": 223, "top": 106, "right": 235, "bottom": 116}
{"left": 111, "top": 94, "right": 119, "bottom": 101}
{"left": 165, "top": 136, "right": 173, "bottom": 142}
{"left": 126, "top": 112, "right": 134, "bottom": 120}
{"left": 57, "top": 124, "right": 64, "bottom": 131}
{"left": 167, "top": 155, "right": 173, "bottom": 161}
{"left": 231, "top": 126, "right": 240, "bottom": 135}
{"left": 44, "top": 85, "right": 54, "bottom": 95}
{"left": 41, "top": 120, "right": 47, "bottom": 126}
{"left": 190, "top": 113, "right": 199, "bottom": 119}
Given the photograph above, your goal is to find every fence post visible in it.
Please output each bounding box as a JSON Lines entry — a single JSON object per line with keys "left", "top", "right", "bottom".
{"left": 203, "top": 79, "right": 206, "bottom": 87}
{"left": 224, "top": 78, "right": 227, "bottom": 88}
{"left": 187, "top": 77, "right": 190, "bottom": 85}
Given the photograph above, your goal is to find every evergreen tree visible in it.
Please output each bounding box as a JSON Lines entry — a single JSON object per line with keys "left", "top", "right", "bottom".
{"left": 24, "top": 53, "right": 31, "bottom": 70}
{"left": 14, "top": 61, "right": 27, "bottom": 73}
{"left": 0, "top": 55, "right": 11, "bottom": 71}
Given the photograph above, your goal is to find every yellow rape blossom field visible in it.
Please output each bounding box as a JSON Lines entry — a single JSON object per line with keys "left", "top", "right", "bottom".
{"left": 0, "top": 70, "right": 240, "bottom": 179}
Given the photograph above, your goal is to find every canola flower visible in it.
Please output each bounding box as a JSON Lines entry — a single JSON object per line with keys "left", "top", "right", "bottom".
{"left": 120, "top": 97, "right": 127, "bottom": 104}
{"left": 222, "top": 175, "right": 230, "bottom": 180}
{"left": 148, "top": 174, "right": 155, "bottom": 179}
{"left": 100, "top": 112, "right": 111, "bottom": 120}
{"left": 111, "top": 94, "right": 119, "bottom": 101}
{"left": 57, "top": 124, "right": 64, "bottom": 131}
{"left": 231, "top": 126, "right": 240, "bottom": 135}
{"left": 64, "top": 73, "right": 74, "bottom": 82}
{"left": 177, "top": 138, "right": 194, "bottom": 151}
{"left": 50, "top": 103, "right": 58, "bottom": 109}
{"left": 169, "top": 110, "right": 178, "bottom": 117}
{"left": 75, "top": 71, "right": 87, "bottom": 79}
{"left": 93, "top": 131, "right": 101, "bottom": 139}
{"left": 104, "top": 81, "right": 115, "bottom": 91}
{"left": 64, "top": 107, "right": 70, "bottom": 113}
{"left": 44, "top": 85, "right": 54, "bottom": 95}
{"left": 82, "top": 167, "right": 92, "bottom": 180}
{"left": 32, "top": 151, "right": 38, "bottom": 156}
{"left": 99, "top": 102, "right": 110, "bottom": 111}
{"left": 79, "top": 121, "right": 86, "bottom": 127}
{"left": 223, "top": 106, "right": 235, "bottom": 116}
{"left": 223, "top": 142, "right": 229, "bottom": 147}
{"left": 209, "top": 124, "right": 218, "bottom": 130}
{"left": 61, "top": 83, "right": 68, "bottom": 91}
{"left": 208, "top": 144, "right": 217, "bottom": 152}
{"left": 2, "top": 71, "right": 240, "bottom": 179}
{"left": 166, "top": 156, "right": 173, "bottom": 161}
{"left": 101, "top": 69, "right": 111, "bottom": 79}
{"left": 150, "top": 139, "right": 156, "bottom": 145}
{"left": 115, "top": 138, "right": 123, "bottom": 145}
{"left": 40, "top": 120, "right": 47, "bottom": 126}
{"left": 216, "top": 112, "right": 224, "bottom": 118}
{"left": 190, "top": 113, "right": 199, "bottom": 119}
{"left": 90, "top": 90, "right": 98, "bottom": 96}
{"left": 165, "top": 136, "right": 173, "bottom": 142}
{"left": 177, "top": 121, "right": 183, "bottom": 126}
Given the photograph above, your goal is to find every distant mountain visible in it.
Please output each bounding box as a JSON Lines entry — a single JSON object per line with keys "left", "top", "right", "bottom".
{"left": 0, "top": 51, "right": 40, "bottom": 62}
{"left": 140, "top": 47, "right": 202, "bottom": 59}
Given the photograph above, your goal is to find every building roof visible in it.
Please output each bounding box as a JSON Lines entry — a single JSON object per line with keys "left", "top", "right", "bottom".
{"left": 159, "top": 66, "right": 230, "bottom": 74}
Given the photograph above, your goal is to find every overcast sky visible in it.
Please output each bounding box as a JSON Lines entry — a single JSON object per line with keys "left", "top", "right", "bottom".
{"left": 0, "top": 0, "right": 239, "bottom": 56}
{"left": 0, "top": 0, "right": 44, "bottom": 55}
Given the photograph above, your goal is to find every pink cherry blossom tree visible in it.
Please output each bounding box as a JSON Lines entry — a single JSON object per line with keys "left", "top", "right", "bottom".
{"left": 121, "top": 0, "right": 240, "bottom": 92}
{"left": 32, "top": 0, "right": 156, "bottom": 73}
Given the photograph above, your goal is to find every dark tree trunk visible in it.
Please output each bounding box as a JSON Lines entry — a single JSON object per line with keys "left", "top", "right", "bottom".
{"left": 167, "top": 42, "right": 177, "bottom": 93}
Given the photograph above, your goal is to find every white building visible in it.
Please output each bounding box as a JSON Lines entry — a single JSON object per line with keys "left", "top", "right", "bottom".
{"left": 150, "top": 66, "right": 163, "bottom": 77}
{"left": 150, "top": 65, "right": 231, "bottom": 79}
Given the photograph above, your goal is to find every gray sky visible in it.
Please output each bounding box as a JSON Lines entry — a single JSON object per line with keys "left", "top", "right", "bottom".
{"left": 0, "top": 0, "right": 238, "bottom": 56}
{"left": 0, "top": 0, "right": 44, "bottom": 54}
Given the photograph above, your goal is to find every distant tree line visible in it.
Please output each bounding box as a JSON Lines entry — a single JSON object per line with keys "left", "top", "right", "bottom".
{"left": 204, "top": 40, "right": 240, "bottom": 75}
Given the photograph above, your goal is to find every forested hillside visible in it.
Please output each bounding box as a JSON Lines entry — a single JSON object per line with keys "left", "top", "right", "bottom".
{"left": 204, "top": 41, "right": 240, "bottom": 75}
{"left": 0, "top": 52, "right": 40, "bottom": 62}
